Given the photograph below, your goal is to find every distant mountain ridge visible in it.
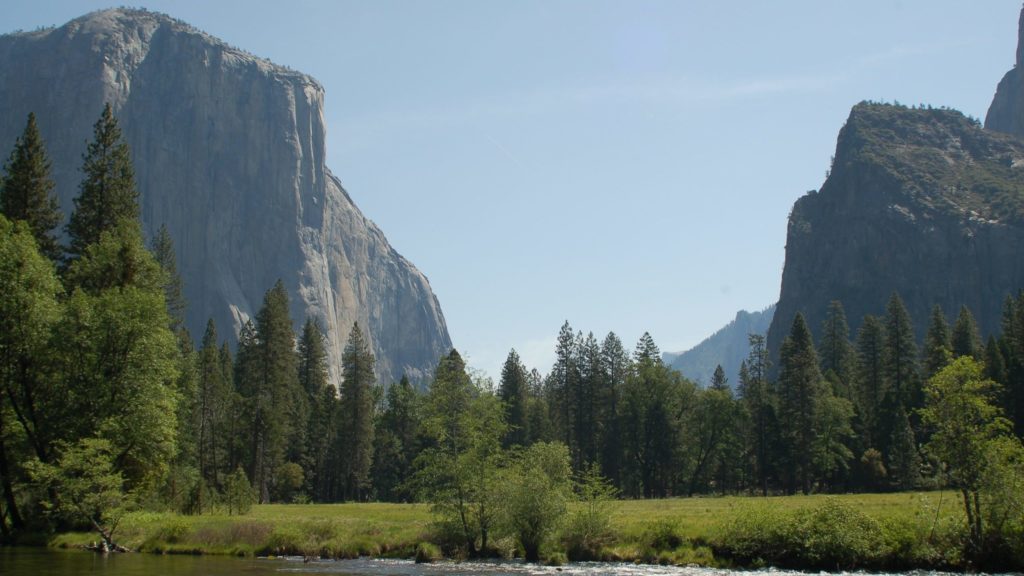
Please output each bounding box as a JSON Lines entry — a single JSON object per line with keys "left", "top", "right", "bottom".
{"left": 0, "top": 9, "right": 452, "bottom": 385}
{"left": 665, "top": 304, "right": 775, "bottom": 387}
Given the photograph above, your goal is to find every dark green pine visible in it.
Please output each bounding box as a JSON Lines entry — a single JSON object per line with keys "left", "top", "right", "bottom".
{"left": 0, "top": 113, "right": 62, "bottom": 261}
{"left": 66, "top": 103, "right": 139, "bottom": 259}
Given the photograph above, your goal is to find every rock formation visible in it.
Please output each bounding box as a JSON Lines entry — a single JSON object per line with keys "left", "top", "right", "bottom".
{"left": 665, "top": 305, "right": 775, "bottom": 388}
{"left": 0, "top": 9, "right": 451, "bottom": 385}
{"left": 986, "top": 6, "right": 1024, "bottom": 138}
{"left": 767, "top": 102, "right": 1024, "bottom": 362}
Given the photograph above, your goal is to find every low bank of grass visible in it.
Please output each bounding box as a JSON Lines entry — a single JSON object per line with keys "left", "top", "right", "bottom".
{"left": 49, "top": 492, "right": 963, "bottom": 569}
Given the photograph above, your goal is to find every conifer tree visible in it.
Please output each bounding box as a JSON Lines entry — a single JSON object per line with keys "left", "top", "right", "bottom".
{"left": 710, "top": 364, "right": 729, "bottom": 391}
{"left": 819, "top": 300, "right": 855, "bottom": 395}
{"left": 66, "top": 104, "right": 138, "bottom": 260}
{"left": 777, "top": 313, "right": 826, "bottom": 494}
{"left": 738, "top": 333, "right": 773, "bottom": 496}
{"left": 952, "top": 305, "right": 983, "bottom": 360}
{"left": 498, "top": 349, "right": 529, "bottom": 448}
{"left": 854, "top": 315, "right": 887, "bottom": 450}
{"left": 297, "top": 318, "right": 333, "bottom": 499}
{"left": 236, "top": 281, "right": 300, "bottom": 503}
{"left": 883, "top": 293, "right": 921, "bottom": 416}
{"left": 576, "top": 332, "right": 603, "bottom": 468}
{"left": 371, "top": 374, "right": 419, "bottom": 501}
{"left": 196, "top": 319, "right": 230, "bottom": 490}
{"left": 0, "top": 113, "right": 62, "bottom": 261}
{"left": 338, "top": 322, "right": 376, "bottom": 501}
{"left": 151, "top": 224, "right": 186, "bottom": 334}
{"left": 598, "top": 332, "right": 629, "bottom": 487}
{"left": 923, "top": 304, "right": 952, "bottom": 379}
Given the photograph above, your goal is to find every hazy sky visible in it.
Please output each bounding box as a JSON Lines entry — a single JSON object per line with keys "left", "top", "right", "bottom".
{"left": 4, "top": 2, "right": 1022, "bottom": 380}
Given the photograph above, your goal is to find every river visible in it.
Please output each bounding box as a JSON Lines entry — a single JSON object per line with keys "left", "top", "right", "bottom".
{"left": 0, "top": 548, "right": 975, "bottom": 576}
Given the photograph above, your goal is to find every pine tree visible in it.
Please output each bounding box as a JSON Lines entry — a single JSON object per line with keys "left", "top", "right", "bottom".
{"left": 854, "top": 315, "right": 887, "bottom": 450}
{"left": 339, "top": 322, "right": 376, "bottom": 501}
{"left": 298, "top": 318, "right": 333, "bottom": 500}
{"left": 498, "top": 349, "right": 529, "bottom": 448}
{"left": 196, "top": 319, "right": 230, "bottom": 490}
{"left": 66, "top": 104, "right": 139, "bottom": 260}
{"left": 236, "top": 281, "right": 301, "bottom": 503}
{"left": 550, "top": 322, "right": 579, "bottom": 464}
{"left": 738, "top": 333, "right": 773, "bottom": 496}
{"left": 710, "top": 364, "right": 729, "bottom": 391}
{"left": 777, "top": 313, "right": 826, "bottom": 494}
{"left": 819, "top": 300, "right": 855, "bottom": 395}
{"left": 883, "top": 293, "right": 921, "bottom": 416}
{"left": 886, "top": 407, "right": 921, "bottom": 490}
{"left": 371, "top": 374, "right": 419, "bottom": 501}
{"left": 951, "top": 305, "right": 983, "bottom": 360}
{"left": 151, "top": 224, "right": 186, "bottom": 334}
{"left": 923, "top": 304, "right": 951, "bottom": 379}
{"left": 0, "top": 113, "right": 62, "bottom": 261}
{"left": 577, "top": 332, "right": 603, "bottom": 468}
{"left": 598, "top": 332, "right": 629, "bottom": 488}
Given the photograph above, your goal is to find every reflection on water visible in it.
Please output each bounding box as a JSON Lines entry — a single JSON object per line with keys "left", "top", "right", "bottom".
{"left": 0, "top": 548, "right": 978, "bottom": 576}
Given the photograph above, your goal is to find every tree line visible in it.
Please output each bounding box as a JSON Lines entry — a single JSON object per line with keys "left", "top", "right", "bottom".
{"left": 1, "top": 108, "right": 1022, "bottom": 558}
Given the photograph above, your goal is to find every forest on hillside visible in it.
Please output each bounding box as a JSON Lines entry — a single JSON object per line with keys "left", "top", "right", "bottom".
{"left": 1, "top": 108, "right": 1023, "bottom": 562}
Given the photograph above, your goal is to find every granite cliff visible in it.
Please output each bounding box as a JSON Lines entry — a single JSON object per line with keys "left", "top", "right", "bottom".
{"left": 0, "top": 9, "right": 452, "bottom": 385}
{"left": 768, "top": 7, "right": 1024, "bottom": 359}
{"left": 767, "top": 102, "right": 1024, "bottom": 361}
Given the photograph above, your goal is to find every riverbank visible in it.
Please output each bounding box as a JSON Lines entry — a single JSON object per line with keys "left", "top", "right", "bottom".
{"left": 46, "top": 492, "right": 976, "bottom": 571}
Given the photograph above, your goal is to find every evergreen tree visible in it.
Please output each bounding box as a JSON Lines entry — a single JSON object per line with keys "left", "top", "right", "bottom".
{"left": 297, "top": 318, "right": 333, "bottom": 500}
{"left": 598, "top": 332, "right": 629, "bottom": 488}
{"left": 0, "top": 113, "right": 62, "bottom": 261}
{"left": 66, "top": 104, "right": 138, "bottom": 260}
{"left": 196, "top": 319, "right": 230, "bottom": 491}
{"left": 576, "top": 332, "right": 603, "bottom": 468}
{"left": 984, "top": 335, "right": 1007, "bottom": 388}
{"left": 738, "top": 334, "right": 773, "bottom": 496}
{"left": 710, "top": 365, "right": 728, "bottom": 391}
{"left": 778, "top": 313, "right": 826, "bottom": 494}
{"left": 236, "top": 281, "right": 301, "bottom": 503}
{"left": 150, "top": 224, "right": 186, "bottom": 334}
{"left": 371, "top": 374, "right": 419, "bottom": 501}
{"left": 886, "top": 407, "right": 921, "bottom": 490}
{"left": 923, "top": 304, "right": 952, "bottom": 379}
{"left": 854, "top": 315, "right": 887, "bottom": 451}
{"left": 819, "top": 300, "right": 855, "bottom": 395}
{"left": 621, "top": 332, "right": 691, "bottom": 498}
{"left": 952, "top": 305, "right": 983, "bottom": 360}
{"left": 498, "top": 349, "right": 529, "bottom": 448}
{"left": 550, "top": 322, "right": 579, "bottom": 464}
{"left": 338, "top": 322, "right": 376, "bottom": 501}
{"left": 883, "top": 293, "right": 921, "bottom": 433}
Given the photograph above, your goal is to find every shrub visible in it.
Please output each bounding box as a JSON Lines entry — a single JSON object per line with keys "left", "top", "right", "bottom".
{"left": 415, "top": 542, "right": 442, "bottom": 563}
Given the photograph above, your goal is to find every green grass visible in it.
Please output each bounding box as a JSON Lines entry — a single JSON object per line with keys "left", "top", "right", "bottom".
{"left": 49, "top": 492, "right": 962, "bottom": 568}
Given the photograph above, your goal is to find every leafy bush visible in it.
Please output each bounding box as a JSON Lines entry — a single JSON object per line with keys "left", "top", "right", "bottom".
{"left": 715, "top": 498, "right": 886, "bottom": 570}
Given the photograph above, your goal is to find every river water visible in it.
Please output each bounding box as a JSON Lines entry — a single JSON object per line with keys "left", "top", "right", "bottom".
{"left": 0, "top": 548, "right": 973, "bottom": 576}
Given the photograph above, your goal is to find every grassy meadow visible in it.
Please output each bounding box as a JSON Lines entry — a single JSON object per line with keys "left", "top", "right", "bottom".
{"left": 49, "top": 491, "right": 964, "bottom": 569}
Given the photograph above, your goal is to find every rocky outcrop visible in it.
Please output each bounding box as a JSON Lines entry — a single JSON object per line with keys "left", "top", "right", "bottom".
{"left": 665, "top": 305, "right": 775, "bottom": 388}
{"left": 986, "top": 7, "right": 1024, "bottom": 137}
{"left": 0, "top": 9, "right": 451, "bottom": 385}
{"left": 767, "top": 102, "right": 1024, "bottom": 362}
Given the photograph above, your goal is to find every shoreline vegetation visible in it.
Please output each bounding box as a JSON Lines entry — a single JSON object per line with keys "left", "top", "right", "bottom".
{"left": 41, "top": 492, "right": 969, "bottom": 572}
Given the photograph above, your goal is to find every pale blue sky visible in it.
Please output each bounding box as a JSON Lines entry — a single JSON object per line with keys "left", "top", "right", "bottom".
{"left": 5, "top": 1, "right": 1021, "bottom": 380}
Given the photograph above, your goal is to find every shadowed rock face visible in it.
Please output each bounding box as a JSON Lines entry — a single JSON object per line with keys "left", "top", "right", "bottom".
{"left": 0, "top": 9, "right": 451, "bottom": 385}
{"left": 986, "top": 7, "right": 1024, "bottom": 138}
{"left": 767, "top": 103, "right": 1024, "bottom": 364}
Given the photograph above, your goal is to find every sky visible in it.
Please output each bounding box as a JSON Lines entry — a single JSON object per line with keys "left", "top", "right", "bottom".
{"left": 4, "top": 1, "right": 1022, "bottom": 380}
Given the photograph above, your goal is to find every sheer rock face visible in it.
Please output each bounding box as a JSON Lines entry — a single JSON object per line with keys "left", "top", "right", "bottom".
{"left": 0, "top": 9, "right": 451, "bottom": 385}
{"left": 767, "top": 103, "right": 1024, "bottom": 364}
{"left": 986, "top": 7, "right": 1024, "bottom": 137}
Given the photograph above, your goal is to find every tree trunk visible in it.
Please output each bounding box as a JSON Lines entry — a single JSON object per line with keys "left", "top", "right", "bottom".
{"left": 0, "top": 432, "right": 24, "bottom": 530}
